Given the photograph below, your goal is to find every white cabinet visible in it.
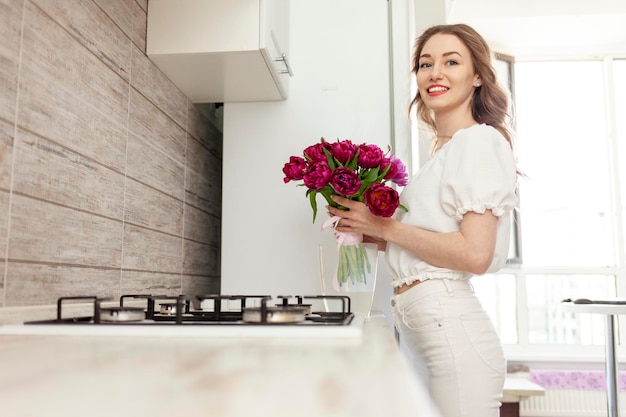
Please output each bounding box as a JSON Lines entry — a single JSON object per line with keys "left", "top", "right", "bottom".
{"left": 146, "top": 0, "right": 291, "bottom": 103}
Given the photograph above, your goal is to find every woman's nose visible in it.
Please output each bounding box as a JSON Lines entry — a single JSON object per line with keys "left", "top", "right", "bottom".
{"left": 430, "top": 63, "right": 443, "bottom": 79}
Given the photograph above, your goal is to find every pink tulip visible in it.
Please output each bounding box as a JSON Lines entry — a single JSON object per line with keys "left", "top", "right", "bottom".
{"left": 303, "top": 161, "right": 332, "bottom": 190}
{"left": 364, "top": 183, "right": 400, "bottom": 217}
{"left": 357, "top": 144, "right": 384, "bottom": 169}
{"left": 330, "top": 167, "right": 362, "bottom": 197}
{"left": 282, "top": 156, "right": 308, "bottom": 183}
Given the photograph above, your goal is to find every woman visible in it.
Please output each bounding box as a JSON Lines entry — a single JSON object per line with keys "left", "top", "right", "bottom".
{"left": 328, "top": 24, "right": 518, "bottom": 417}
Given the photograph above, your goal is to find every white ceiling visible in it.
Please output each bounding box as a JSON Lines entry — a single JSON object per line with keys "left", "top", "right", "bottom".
{"left": 446, "top": 0, "right": 626, "bottom": 59}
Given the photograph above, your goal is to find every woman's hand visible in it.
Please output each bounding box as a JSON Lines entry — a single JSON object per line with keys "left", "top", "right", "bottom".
{"left": 327, "top": 195, "right": 391, "bottom": 246}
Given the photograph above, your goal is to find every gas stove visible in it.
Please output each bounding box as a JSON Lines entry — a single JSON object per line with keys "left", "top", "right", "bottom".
{"left": 0, "top": 294, "right": 364, "bottom": 338}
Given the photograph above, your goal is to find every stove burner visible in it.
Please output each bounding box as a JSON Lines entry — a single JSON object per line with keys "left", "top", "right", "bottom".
{"left": 27, "top": 294, "right": 354, "bottom": 326}
{"left": 99, "top": 306, "right": 145, "bottom": 322}
{"left": 159, "top": 303, "right": 178, "bottom": 316}
{"left": 275, "top": 295, "right": 312, "bottom": 315}
{"left": 242, "top": 305, "right": 308, "bottom": 324}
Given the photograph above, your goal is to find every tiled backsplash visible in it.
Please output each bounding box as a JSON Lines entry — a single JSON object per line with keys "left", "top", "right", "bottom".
{"left": 0, "top": 0, "right": 222, "bottom": 307}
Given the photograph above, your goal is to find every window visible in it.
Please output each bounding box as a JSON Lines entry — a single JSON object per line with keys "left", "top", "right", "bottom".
{"left": 516, "top": 61, "right": 613, "bottom": 267}
{"left": 472, "top": 58, "right": 626, "bottom": 357}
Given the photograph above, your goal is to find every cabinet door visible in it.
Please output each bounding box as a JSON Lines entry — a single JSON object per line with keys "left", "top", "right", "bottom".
{"left": 146, "top": 0, "right": 290, "bottom": 103}
{"left": 260, "top": 0, "right": 291, "bottom": 97}
{"left": 147, "top": 0, "right": 260, "bottom": 54}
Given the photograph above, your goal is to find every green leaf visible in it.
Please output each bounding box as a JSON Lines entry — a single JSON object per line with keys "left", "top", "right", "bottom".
{"left": 319, "top": 186, "right": 338, "bottom": 207}
{"left": 308, "top": 191, "right": 318, "bottom": 222}
{"left": 378, "top": 164, "right": 391, "bottom": 181}
{"left": 346, "top": 149, "right": 360, "bottom": 171}
{"left": 322, "top": 147, "right": 337, "bottom": 170}
{"left": 361, "top": 167, "right": 379, "bottom": 182}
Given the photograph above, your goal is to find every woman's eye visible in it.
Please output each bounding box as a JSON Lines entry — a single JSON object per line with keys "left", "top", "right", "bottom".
{"left": 419, "top": 62, "right": 432, "bottom": 69}
{"left": 447, "top": 60, "right": 459, "bottom": 66}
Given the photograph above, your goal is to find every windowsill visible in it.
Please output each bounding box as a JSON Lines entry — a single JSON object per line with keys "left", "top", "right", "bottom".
{"left": 504, "top": 344, "right": 626, "bottom": 368}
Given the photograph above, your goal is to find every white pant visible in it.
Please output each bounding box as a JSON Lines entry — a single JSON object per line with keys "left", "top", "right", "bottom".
{"left": 391, "top": 279, "right": 505, "bottom": 417}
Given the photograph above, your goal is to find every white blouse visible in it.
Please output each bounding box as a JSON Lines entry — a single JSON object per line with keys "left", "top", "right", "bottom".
{"left": 385, "top": 124, "right": 518, "bottom": 288}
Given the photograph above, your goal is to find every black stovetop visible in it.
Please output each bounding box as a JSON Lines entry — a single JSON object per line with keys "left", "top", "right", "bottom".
{"left": 25, "top": 294, "right": 354, "bottom": 326}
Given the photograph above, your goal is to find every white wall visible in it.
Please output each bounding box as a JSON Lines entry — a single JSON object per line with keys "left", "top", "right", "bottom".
{"left": 220, "top": 0, "right": 449, "bottom": 330}
{"left": 222, "top": 0, "right": 395, "bottom": 298}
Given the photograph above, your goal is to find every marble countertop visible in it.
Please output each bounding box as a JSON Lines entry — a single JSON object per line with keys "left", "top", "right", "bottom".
{"left": 0, "top": 314, "right": 441, "bottom": 417}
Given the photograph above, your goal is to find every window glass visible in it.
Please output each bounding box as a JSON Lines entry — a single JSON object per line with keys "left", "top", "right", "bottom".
{"left": 493, "top": 58, "right": 511, "bottom": 93}
{"left": 473, "top": 274, "right": 517, "bottom": 344}
{"left": 526, "top": 274, "right": 615, "bottom": 344}
{"left": 615, "top": 60, "right": 626, "bottom": 238}
{"left": 514, "top": 61, "right": 614, "bottom": 267}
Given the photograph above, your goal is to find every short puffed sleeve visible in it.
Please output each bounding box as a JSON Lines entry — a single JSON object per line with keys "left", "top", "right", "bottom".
{"left": 440, "top": 125, "right": 518, "bottom": 221}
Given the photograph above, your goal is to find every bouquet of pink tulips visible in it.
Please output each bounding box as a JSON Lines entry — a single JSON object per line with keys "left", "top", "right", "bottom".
{"left": 282, "top": 137, "right": 408, "bottom": 286}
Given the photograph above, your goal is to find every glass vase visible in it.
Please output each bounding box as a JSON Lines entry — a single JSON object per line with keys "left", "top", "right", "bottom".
{"left": 318, "top": 242, "right": 378, "bottom": 318}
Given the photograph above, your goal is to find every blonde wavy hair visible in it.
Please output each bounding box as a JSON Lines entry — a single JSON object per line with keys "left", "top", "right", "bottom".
{"left": 408, "top": 23, "right": 514, "bottom": 149}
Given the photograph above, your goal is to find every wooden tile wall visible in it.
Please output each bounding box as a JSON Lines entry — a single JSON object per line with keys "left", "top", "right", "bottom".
{"left": 0, "top": 0, "right": 222, "bottom": 307}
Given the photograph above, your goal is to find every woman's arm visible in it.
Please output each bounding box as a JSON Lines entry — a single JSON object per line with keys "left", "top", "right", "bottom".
{"left": 328, "top": 195, "right": 498, "bottom": 274}
{"left": 362, "top": 234, "right": 387, "bottom": 251}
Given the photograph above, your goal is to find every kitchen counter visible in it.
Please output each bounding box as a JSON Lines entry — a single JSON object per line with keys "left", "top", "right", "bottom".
{"left": 0, "top": 313, "right": 441, "bottom": 417}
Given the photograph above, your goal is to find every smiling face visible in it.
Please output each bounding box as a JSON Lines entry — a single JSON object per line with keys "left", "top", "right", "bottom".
{"left": 416, "top": 33, "right": 481, "bottom": 119}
